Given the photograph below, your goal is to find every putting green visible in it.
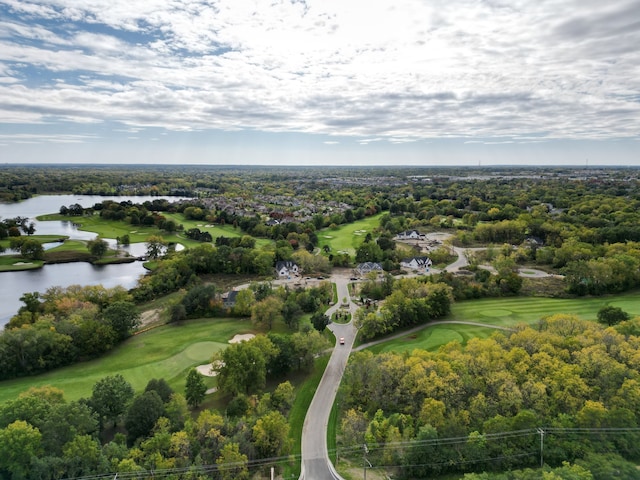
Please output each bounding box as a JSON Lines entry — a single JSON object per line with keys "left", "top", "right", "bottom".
{"left": 479, "top": 309, "right": 513, "bottom": 317}
{"left": 184, "top": 341, "right": 226, "bottom": 361}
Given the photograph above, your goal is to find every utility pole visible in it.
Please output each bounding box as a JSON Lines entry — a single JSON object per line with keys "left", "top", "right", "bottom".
{"left": 363, "top": 443, "right": 371, "bottom": 480}
{"left": 537, "top": 428, "right": 545, "bottom": 467}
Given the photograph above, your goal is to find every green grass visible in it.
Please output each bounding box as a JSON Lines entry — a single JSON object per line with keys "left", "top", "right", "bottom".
{"left": 327, "top": 399, "right": 338, "bottom": 465}
{"left": 37, "top": 212, "right": 274, "bottom": 249}
{"left": 364, "top": 291, "right": 640, "bottom": 354}
{"left": 0, "top": 317, "right": 254, "bottom": 403}
{"left": 0, "top": 255, "right": 44, "bottom": 271}
{"left": 366, "top": 324, "right": 499, "bottom": 354}
{"left": 317, "top": 213, "right": 383, "bottom": 256}
{"left": 161, "top": 213, "right": 273, "bottom": 249}
{"left": 450, "top": 293, "right": 640, "bottom": 326}
{"left": 45, "top": 239, "right": 87, "bottom": 252}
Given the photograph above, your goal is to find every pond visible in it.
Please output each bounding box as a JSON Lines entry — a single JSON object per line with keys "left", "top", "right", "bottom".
{"left": 0, "top": 194, "right": 189, "bottom": 326}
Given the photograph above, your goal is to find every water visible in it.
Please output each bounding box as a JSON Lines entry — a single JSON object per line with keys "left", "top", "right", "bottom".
{"left": 0, "top": 194, "right": 189, "bottom": 326}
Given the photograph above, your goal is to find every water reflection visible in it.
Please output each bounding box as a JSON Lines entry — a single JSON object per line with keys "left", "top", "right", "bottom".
{"left": 0, "top": 194, "right": 190, "bottom": 326}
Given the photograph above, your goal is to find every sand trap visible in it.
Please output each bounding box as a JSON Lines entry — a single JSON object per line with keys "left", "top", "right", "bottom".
{"left": 13, "top": 262, "right": 34, "bottom": 265}
{"left": 196, "top": 359, "right": 224, "bottom": 377}
{"left": 195, "top": 335, "right": 254, "bottom": 377}
{"left": 196, "top": 364, "right": 217, "bottom": 376}
{"left": 229, "top": 333, "right": 255, "bottom": 343}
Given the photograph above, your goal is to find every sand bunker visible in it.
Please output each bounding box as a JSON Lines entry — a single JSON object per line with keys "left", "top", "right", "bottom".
{"left": 229, "top": 333, "right": 255, "bottom": 343}
{"left": 196, "top": 359, "right": 225, "bottom": 377}
{"left": 195, "top": 335, "right": 254, "bottom": 377}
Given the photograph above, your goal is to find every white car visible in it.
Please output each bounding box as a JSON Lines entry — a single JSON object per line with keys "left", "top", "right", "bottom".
{"left": 339, "top": 337, "right": 345, "bottom": 345}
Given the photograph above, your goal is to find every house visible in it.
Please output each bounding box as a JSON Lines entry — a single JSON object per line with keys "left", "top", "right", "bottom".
{"left": 401, "top": 256, "right": 433, "bottom": 270}
{"left": 355, "top": 262, "right": 383, "bottom": 275}
{"left": 396, "top": 230, "right": 426, "bottom": 240}
{"left": 222, "top": 290, "right": 239, "bottom": 308}
{"left": 524, "top": 236, "right": 544, "bottom": 247}
{"left": 276, "top": 260, "right": 299, "bottom": 277}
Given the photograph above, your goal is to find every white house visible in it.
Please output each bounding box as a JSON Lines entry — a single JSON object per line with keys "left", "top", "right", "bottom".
{"left": 275, "top": 260, "right": 299, "bottom": 277}
{"left": 396, "top": 230, "right": 426, "bottom": 240}
{"left": 401, "top": 256, "right": 433, "bottom": 270}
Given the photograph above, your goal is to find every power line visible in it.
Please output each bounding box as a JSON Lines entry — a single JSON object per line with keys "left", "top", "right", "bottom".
{"left": 61, "top": 426, "right": 640, "bottom": 480}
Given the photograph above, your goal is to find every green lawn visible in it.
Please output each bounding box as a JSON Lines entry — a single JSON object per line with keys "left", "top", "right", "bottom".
{"left": 37, "top": 212, "right": 274, "bottom": 249}
{"left": 364, "top": 291, "right": 640, "bottom": 354}
{"left": 0, "top": 255, "right": 44, "bottom": 270}
{"left": 0, "top": 317, "right": 254, "bottom": 403}
{"left": 366, "top": 324, "right": 500, "bottom": 354}
{"left": 317, "top": 213, "right": 383, "bottom": 256}
{"left": 450, "top": 293, "right": 640, "bottom": 326}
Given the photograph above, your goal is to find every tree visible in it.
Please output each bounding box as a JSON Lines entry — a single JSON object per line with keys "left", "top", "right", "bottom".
{"left": 181, "top": 284, "right": 217, "bottom": 316}
{"left": 355, "top": 241, "right": 384, "bottom": 263}
{"left": 23, "top": 222, "right": 36, "bottom": 236}
{"left": 216, "top": 443, "right": 249, "bottom": 480}
{"left": 252, "top": 410, "right": 290, "bottom": 458}
{"left": 251, "top": 295, "right": 283, "bottom": 330}
{"left": 62, "top": 434, "right": 105, "bottom": 477}
{"left": 232, "top": 288, "right": 255, "bottom": 316}
{"left": 145, "top": 378, "right": 174, "bottom": 403}
{"left": 101, "top": 301, "right": 140, "bottom": 341}
{"left": 20, "top": 238, "right": 44, "bottom": 260}
{"left": 125, "top": 391, "right": 165, "bottom": 445}
{"left": 145, "top": 235, "right": 167, "bottom": 260}
{"left": 311, "top": 311, "right": 330, "bottom": 332}
{"left": 185, "top": 368, "right": 207, "bottom": 408}
{"left": 282, "top": 298, "right": 302, "bottom": 330}
{"left": 18, "top": 291, "right": 41, "bottom": 321}
{"left": 90, "top": 374, "right": 134, "bottom": 428}
{"left": 215, "top": 336, "right": 278, "bottom": 395}
{"left": 87, "top": 237, "right": 109, "bottom": 258}
{"left": 271, "top": 381, "right": 295, "bottom": 415}
{"left": 40, "top": 401, "right": 99, "bottom": 457}
{"left": 0, "top": 420, "right": 43, "bottom": 479}
{"left": 597, "top": 305, "right": 630, "bottom": 326}
{"left": 169, "top": 303, "right": 187, "bottom": 323}
{"left": 165, "top": 393, "right": 189, "bottom": 431}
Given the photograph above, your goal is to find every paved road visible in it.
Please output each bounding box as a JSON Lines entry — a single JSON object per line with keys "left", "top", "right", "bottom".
{"left": 300, "top": 277, "right": 356, "bottom": 480}
{"left": 295, "top": 238, "right": 555, "bottom": 479}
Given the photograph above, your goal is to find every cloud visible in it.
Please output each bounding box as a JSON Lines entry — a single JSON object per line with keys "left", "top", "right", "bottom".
{"left": 0, "top": 0, "right": 638, "bottom": 146}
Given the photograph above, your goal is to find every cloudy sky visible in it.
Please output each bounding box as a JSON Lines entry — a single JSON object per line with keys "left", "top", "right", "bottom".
{"left": 1, "top": 0, "right": 639, "bottom": 166}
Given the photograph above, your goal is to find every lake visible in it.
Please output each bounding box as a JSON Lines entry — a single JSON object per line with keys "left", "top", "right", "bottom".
{"left": 0, "top": 194, "right": 189, "bottom": 326}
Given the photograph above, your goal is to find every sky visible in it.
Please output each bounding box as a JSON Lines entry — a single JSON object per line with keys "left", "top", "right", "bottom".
{"left": 0, "top": 0, "right": 639, "bottom": 167}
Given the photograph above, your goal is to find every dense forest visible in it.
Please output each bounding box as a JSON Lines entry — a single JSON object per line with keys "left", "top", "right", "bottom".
{"left": 339, "top": 315, "right": 640, "bottom": 478}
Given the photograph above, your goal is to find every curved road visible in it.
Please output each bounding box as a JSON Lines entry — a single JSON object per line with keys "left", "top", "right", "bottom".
{"left": 298, "top": 239, "right": 552, "bottom": 479}
{"left": 300, "top": 278, "right": 356, "bottom": 480}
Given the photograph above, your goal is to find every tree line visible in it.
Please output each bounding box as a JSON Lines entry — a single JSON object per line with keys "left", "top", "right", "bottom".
{"left": 0, "top": 365, "right": 305, "bottom": 480}
{"left": 338, "top": 315, "right": 640, "bottom": 478}
{"left": 0, "top": 286, "right": 139, "bottom": 380}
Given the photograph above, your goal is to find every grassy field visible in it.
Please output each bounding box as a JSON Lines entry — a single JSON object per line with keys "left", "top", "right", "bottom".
{"left": 0, "top": 255, "right": 44, "bottom": 270}
{"left": 0, "top": 317, "right": 254, "bottom": 404}
{"left": 37, "top": 212, "right": 274, "bottom": 249}
{"left": 366, "top": 323, "right": 501, "bottom": 355}
{"left": 363, "top": 291, "right": 640, "bottom": 354}
{"left": 317, "top": 213, "right": 383, "bottom": 256}
{"left": 161, "top": 213, "right": 273, "bottom": 249}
